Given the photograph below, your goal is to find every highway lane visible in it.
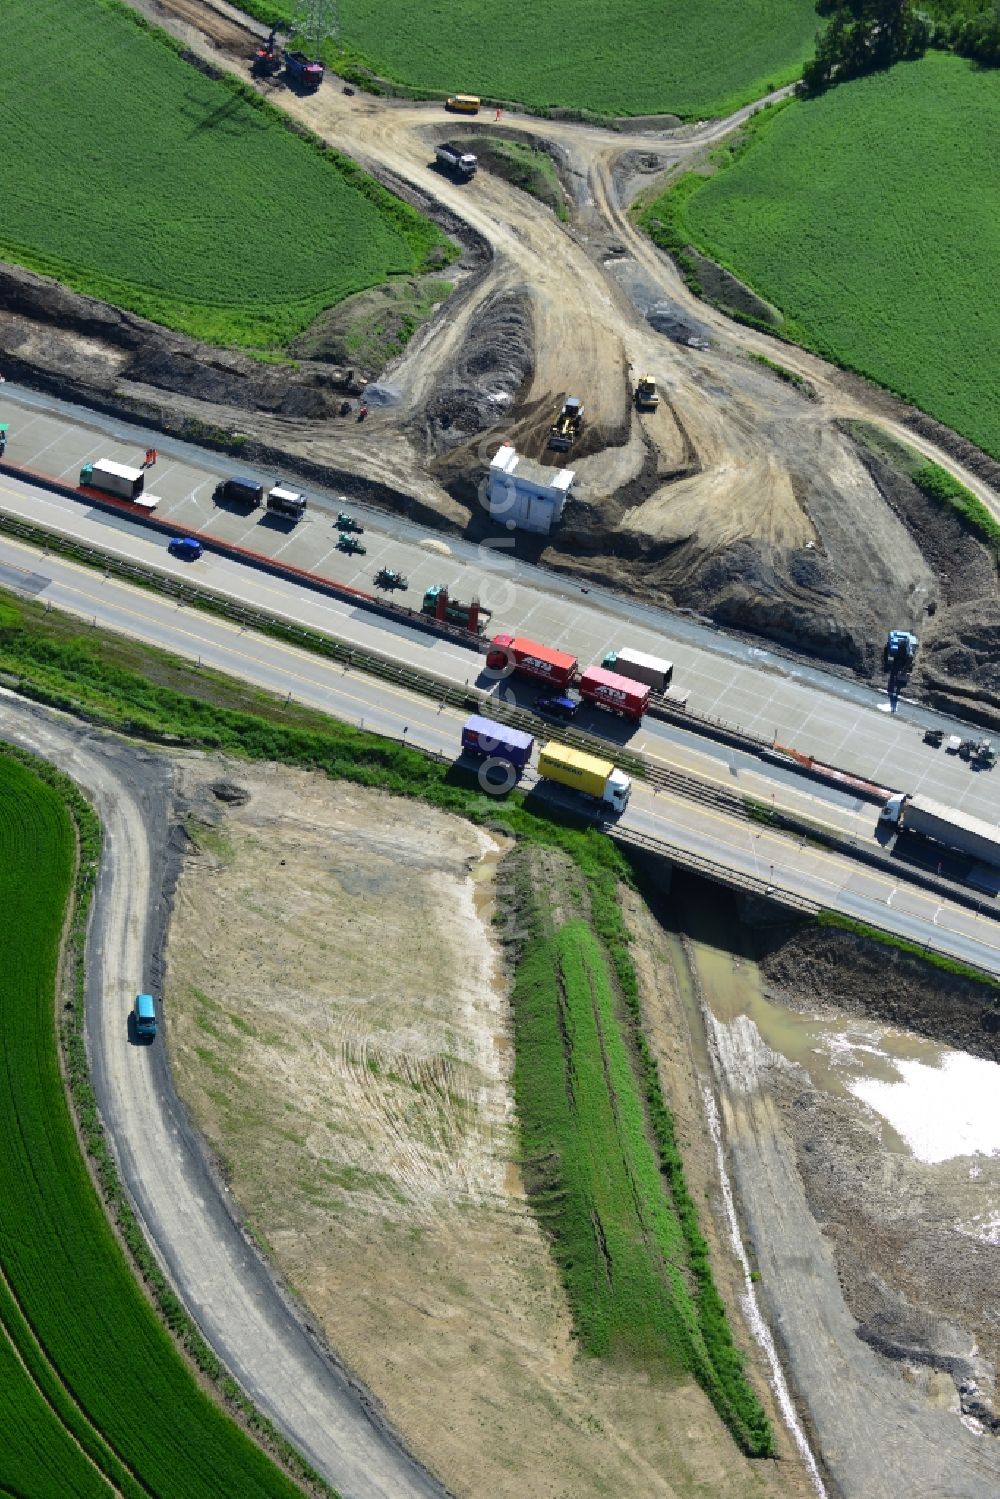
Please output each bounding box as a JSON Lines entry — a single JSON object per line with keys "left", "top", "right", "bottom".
{"left": 0, "top": 520, "right": 895, "bottom": 844}
{"left": 3, "top": 393, "right": 999, "bottom": 823}
{"left": 2, "top": 532, "right": 998, "bottom": 975}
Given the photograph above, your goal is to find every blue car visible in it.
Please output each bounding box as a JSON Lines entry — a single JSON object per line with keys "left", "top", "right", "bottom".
{"left": 168, "top": 536, "right": 203, "bottom": 560}
{"left": 535, "top": 692, "right": 581, "bottom": 721}
{"left": 134, "top": 993, "right": 157, "bottom": 1039}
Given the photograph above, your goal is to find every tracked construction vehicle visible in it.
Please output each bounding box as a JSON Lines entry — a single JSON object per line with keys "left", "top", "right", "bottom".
{"left": 635, "top": 374, "right": 659, "bottom": 411}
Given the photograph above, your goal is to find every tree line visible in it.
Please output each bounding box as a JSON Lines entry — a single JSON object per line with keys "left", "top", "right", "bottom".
{"left": 799, "top": 0, "right": 1000, "bottom": 96}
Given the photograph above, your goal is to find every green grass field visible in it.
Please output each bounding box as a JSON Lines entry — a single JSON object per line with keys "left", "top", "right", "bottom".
{"left": 1, "top": 0, "right": 451, "bottom": 348}
{"left": 666, "top": 53, "right": 1000, "bottom": 457}
{"left": 241, "top": 0, "right": 819, "bottom": 118}
{"left": 508, "top": 857, "right": 772, "bottom": 1454}
{"left": 0, "top": 751, "right": 308, "bottom": 1497}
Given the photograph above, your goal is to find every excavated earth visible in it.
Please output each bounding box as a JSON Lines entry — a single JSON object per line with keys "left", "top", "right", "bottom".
{"left": 664, "top": 878, "right": 1000, "bottom": 1499}
{"left": 3, "top": 0, "right": 999, "bottom": 714}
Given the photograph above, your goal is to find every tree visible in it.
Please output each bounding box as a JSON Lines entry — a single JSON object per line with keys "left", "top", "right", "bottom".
{"left": 292, "top": 0, "right": 340, "bottom": 52}
{"left": 798, "top": 0, "right": 930, "bottom": 96}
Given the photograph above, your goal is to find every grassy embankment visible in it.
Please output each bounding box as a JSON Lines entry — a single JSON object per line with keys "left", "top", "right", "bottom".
{"left": 506, "top": 850, "right": 773, "bottom": 1453}
{"left": 3, "top": 0, "right": 454, "bottom": 349}
{"left": 234, "top": 0, "right": 818, "bottom": 118}
{"left": 0, "top": 748, "right": 318, "bottom": 1498}
{"left": 640, "top": 53, "right": 1000, "bottom": 458}
{"left": 0, "top": 587, "right": 772, "bottom": 1456}
{"left": 846, "top": 422, "right": 1000, "bottom": 556}
{"left": 458, "top": 137, "right": 569, "bottom": 219}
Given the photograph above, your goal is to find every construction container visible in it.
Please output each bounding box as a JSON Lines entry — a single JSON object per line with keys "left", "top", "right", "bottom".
{"left": 578, "top": 665, "right": 650, "bottom": 721}
{"left": 487, "top": 634, "right": 578, "bottom": 687}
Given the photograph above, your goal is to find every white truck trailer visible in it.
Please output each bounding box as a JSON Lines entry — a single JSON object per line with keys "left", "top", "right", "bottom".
{"left": 602, "top": 647, "right": 673, "bottom": 693}
{"left": 266, "top": 484, "right": 307, "bottom": 520}
{"left": 79, "top": 459, "right": 151, "bottom": 503}
{"left": 880, "top": 793, "right": 1000, "bottom": 867}
{"left": 436, "top": 143, "right": 477, "bottom": 179}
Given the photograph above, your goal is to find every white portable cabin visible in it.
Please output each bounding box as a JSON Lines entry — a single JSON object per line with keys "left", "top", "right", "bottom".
{"left": 487, "top": 443, "right": 574, "bottom": 535}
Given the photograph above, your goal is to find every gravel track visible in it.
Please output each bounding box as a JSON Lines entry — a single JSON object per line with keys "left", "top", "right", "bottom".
{"left": 0, "top": 694, "right": 452, "bottom": 1499}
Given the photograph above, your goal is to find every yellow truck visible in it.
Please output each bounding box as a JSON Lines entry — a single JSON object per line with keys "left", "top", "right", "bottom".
{"left": 446, "top": 94, "right": 481, "bottom": 114}
{"left": 537, "top": 742, "right": 631, "bottom": 815}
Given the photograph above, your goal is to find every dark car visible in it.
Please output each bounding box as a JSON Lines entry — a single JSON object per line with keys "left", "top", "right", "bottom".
{"left": 337, "top": 534, "right": 367, "bottom": 555}
{"left": 535, "top": 692, "right": 581, "bottom": 720}
{"left": 168, "top": 536, "right": 203, "bottom": 561}
{"left": 214, "top": 475, "right": 264, "bottom": 507}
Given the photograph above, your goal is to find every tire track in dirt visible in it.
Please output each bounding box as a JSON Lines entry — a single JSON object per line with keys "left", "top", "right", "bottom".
{"left": 0, "top": 699, "right": 453, "bottom": 1499}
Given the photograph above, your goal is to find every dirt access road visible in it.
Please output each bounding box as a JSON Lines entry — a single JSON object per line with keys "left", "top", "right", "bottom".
{"left": 0, "top": 693, "right": 451, "bottom": 1499}
{"left": 130, "top": 0, "right": 998, "bottom": 674}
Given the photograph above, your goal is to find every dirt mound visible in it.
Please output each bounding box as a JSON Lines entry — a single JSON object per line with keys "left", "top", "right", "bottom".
{"left": 0, "top": 261, "right": 357, "bottom": 414}
{"left": 757, "top": 922, "right": 1000, "bottom": 1062}
{"left": 420, "top": 287, "right": 534, "bottom": 466}
{"left": 847, "top": 434, "right": 1000, "bottom": 721}
{"left": 918, "top": 603, "right": 1000, "bottom": 730}
{"left": 164, "top": 761, "right": 799, "bottom": 1499}
{"left": 683, "top": 248, "right": 782, "bottom": 327}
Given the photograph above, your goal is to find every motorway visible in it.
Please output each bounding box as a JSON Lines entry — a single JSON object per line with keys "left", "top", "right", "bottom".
{"left": 4, "top": 386, "right": 1000, "bottom": 826}
{"left": 2, "top": 527, "right": 999, "bottom": 975}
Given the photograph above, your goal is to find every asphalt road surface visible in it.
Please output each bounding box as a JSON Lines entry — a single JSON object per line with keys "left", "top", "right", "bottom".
{"left": 1, "top": 532, "right": 997, "bottom": 976}
{"left": 3, "top": 395, "right": 999, "bottom": 823}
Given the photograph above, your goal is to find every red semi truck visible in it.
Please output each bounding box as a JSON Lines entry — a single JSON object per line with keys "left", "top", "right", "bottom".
{"left": 486, "top": 634, "right": 578, "bottom": 688}
{"left": 578, "top": 665, "right": 649, "bottom": 721}
{"left": 487, "top": 635, "right": 650, "bottom": 721}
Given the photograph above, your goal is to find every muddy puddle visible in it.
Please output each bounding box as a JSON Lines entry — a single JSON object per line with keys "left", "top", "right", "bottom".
{"left": 689, "top": 936, "right": 947, "bottom": 1099}
{"left": 661, "top": 886, "right": 1000, "bottom": 1173}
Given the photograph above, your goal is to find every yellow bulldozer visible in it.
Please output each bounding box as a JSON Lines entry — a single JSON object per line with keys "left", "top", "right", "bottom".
{"left": 548, "top": 397, "right": 584, "bottom": 451}
{"left": 635, "top": 373, "right": 659, "bottom": 411}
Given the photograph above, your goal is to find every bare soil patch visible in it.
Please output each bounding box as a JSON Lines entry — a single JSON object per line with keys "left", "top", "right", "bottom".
{"left": 164, "top": 760, "right": 804, "bottom": 1498}
{"left": 665, "top": 878, "right": 1000, "bottom": 1497}
{"left": 8, "top": 0, "right": 985, "bottom": 695}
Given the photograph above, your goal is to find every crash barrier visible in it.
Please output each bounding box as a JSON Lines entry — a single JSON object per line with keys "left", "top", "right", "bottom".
{"left": 759, "top": 802, "right": 1000, "bottom": 922}
{"left": 0, "top": 506, "right": 643, "bottom": 778}
{"left": 4, "top": 502, "right": 997, "bottom": 911}
{"left": 0, "top": 459, "right": 488, "bottom": 653}
{"left": 608, "top": 825, "right": 819, "bottom": 915}
{"left": 648, "top": 693, "right": 898, "bottom": 806}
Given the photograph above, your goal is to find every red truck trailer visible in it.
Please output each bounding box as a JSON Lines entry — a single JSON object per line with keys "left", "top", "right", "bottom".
{"left": 578, "top": 665, "right": 650, "bottom": 721}
{"left": 486, "top": 634, "right": 578, "bottom": 688}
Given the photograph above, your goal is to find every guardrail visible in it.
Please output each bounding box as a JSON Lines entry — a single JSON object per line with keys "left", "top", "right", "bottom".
{"left": 647, "top": 692, "right": 896, "bottom": 806}
{"left": 0, "top": 506, "right": 647, "bottom": 776}
{"left": 752, "top": 800, "right": 1000, "bottom": 921}
{"left": 608, "top": 825, "right": 819, "bottom": 914}
{"left": 0, "top": 459, "right": 490, "bottom": 654}
{"left": 5, "top": 495, "right": 998, "bottom": 931}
